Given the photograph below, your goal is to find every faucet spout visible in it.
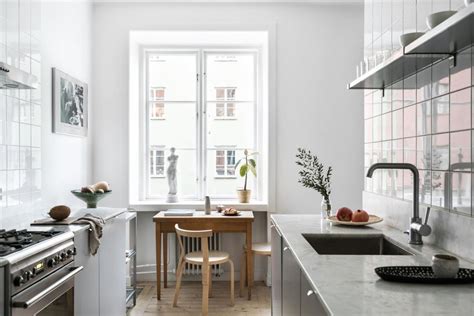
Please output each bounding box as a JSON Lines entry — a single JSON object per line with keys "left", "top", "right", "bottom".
{"left": 366, "top": 163, "right": 428, "bottom": 245}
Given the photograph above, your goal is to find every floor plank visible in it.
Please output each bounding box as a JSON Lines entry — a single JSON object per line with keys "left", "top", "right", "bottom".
{"left": 128, "top": 281, "right": 271, "bottom": 316}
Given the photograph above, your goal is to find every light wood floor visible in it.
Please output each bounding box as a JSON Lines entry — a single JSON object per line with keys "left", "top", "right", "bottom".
{"left": 128, "top": 281, "right": 271, "bottom": 316}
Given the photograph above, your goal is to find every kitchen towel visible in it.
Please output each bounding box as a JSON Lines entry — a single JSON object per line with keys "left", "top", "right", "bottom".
{"left": 73, "top": 213, "right": 105, "bottom": 255}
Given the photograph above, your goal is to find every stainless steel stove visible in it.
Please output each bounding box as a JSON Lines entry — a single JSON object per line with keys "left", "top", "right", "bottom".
{"left": 0, "top": 229, "right": 64, "bottom": 257}
{"left": 0, "top": 228, "right": 82, "bottom": 316}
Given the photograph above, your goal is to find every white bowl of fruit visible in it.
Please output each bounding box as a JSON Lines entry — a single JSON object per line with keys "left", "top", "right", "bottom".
{"left": 328, "top": 207, "right": 383, "bottom": 226}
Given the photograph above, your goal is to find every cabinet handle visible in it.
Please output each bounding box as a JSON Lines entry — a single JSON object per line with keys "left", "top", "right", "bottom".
{"left": 283, "top": 247, "right": 289, "bottom": 251}
{"left": 307, "top": 290, "right": 314, "bottom": 296}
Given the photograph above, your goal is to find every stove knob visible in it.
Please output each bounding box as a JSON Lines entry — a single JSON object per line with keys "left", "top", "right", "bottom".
{"left": 60, "top": 252, "right": 67, "bottom": 261}
{"left": 47, "top": 258, "right": 57, "bottom": 267}
{"left": 66, "top": 249, "right": 74, "bottom": 257}
{"left": 54, "top": 255, "right": 61, "bottom": 262}
{"left": 13, "top": 276, "right": 24, "bottom": 286}
{"left": 23, "top": 271, "right": 33, "bottom": 281}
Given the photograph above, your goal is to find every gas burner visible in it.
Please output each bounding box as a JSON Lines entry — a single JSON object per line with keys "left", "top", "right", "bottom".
{"left": 0, "top": 244, "right": 12, "bottom": 254}
{"left": 0, "top": 229, "right": 64, "bottom": 257}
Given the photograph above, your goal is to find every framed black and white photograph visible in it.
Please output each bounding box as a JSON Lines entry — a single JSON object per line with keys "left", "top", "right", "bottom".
{"left": 52, "top": 68, "right": 88, "bottom": 137}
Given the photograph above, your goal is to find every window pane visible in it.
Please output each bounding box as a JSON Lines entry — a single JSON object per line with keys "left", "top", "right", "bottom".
{"left": 150, "top": 102, "right": 165, "bottom": 118}
{"left": 205, "top": 53, "right": 256, "bottom": 197}
{"left": 216, "top": 103, "right": 225, "bottom": 117}
{"left": 216, "top": 88, "right": 224, "bottom": 100}
{"left": 147, "top": 52, "right": 198, "bottom": 198}
{"left": 226, "top": 103, "right": 235, "bottom": 117}
{"left": 149, "top": 54, "right": 196, "bottom": 101}
{"left": 227, "top": 150, "right": 235, "bottom": 176}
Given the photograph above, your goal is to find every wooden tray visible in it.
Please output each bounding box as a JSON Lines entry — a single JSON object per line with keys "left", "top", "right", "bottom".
{"left": 375, "top": 266, "right": 474, "bottom": 284}
{"left": 327, "top": 215, "right": 383, "bottom": 226}
{"left": 31, "top": 217, "right": 78, "bottom": 225}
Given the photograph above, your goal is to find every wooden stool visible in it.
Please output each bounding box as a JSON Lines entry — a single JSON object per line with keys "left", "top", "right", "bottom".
{"left": 173, "top": 224, "right": 234, "bottom": 316}
{"left": 240, "top": 242, "right": 271, "bottom": 297}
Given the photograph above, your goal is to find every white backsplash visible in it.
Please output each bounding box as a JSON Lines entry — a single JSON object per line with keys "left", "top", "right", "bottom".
{"left": 0, "top": 0, "right": 42, "bottom": 229}
{"left": 363, "top": 191, "right": 474, "bottom": 262}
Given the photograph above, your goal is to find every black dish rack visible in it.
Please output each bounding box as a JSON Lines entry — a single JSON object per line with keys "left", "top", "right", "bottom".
{"left": 375, "top": 266, "right": 474, "bottom": 284}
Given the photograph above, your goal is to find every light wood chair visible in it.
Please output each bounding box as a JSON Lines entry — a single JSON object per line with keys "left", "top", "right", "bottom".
{"left": 240, "top": 242, "right": 271, "bottom": 297}
{"left": 173, "top": 224, "right": 234, "bottom": 316}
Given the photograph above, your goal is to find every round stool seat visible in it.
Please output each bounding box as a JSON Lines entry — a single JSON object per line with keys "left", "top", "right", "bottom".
{"left": 245, "top": 242, "right": 271, "bottom": 256}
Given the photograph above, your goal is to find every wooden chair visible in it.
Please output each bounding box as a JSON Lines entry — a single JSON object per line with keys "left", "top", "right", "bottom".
{"left": 173, "top": 224, "right": 234, "bottom": 316}
{"left": 240, "top": 242, "right": 271, "bottom": 297}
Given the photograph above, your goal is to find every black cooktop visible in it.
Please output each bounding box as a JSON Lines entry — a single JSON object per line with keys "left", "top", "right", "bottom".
{"left": 0, "top": 229, "right": 63, "bottom": 256}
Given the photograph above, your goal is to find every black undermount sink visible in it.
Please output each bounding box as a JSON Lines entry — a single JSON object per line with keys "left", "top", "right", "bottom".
{"left": 302, "top": 234, "right": 413, "bottom": 256}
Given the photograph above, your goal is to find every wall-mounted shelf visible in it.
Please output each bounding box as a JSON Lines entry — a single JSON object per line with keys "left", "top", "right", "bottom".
{"left": 348, "top": 4, "right": 474, "bottom": 90}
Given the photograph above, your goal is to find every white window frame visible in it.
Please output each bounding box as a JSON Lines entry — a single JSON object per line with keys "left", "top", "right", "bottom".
{"left": 214, "top": 87, "right": 237, "bottom": 120}
{"left": 215, "top": 146, "right": 237, "bottom": 179}
{"left": 149, "top": 87, "right": 166, "bottom": 119}
{"left": 143, "top": 48, "right": 262, "bottom": 201}
{"left": 149, "top": 146, "right": 165, "bottom": 178}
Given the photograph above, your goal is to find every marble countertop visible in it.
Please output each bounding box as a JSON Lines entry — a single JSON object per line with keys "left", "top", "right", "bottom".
{"left": 271, "top": 214, "right": 474, "bottom": 316}
{"left": 33, "top": 207, "right": 129, "bottom": 234}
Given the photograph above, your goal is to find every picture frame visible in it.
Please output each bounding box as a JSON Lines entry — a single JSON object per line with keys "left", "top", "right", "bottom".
{"left": 52, "top": 68, "right": 88, "bottom": 137}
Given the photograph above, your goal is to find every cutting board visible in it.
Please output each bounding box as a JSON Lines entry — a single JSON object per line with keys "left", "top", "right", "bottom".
{"left": 31, "top": 217, "right": 78, "bottom": 226}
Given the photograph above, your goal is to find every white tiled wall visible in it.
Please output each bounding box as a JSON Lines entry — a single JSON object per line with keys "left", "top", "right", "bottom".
{"left": 0, "top": 0, "right": 41, "bottom": 217}
{"left": 364, "top": 0, "right": 466, "bottom": 63}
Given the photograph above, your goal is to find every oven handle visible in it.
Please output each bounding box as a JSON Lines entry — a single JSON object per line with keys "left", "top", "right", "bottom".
{"left": 13, "top": 266, "right": 84, "bottom": 309}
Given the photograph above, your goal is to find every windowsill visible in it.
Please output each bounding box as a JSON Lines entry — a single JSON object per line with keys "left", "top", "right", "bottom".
{"left": 150, "top": 175, "right": 166, "bottom": 178}
{"left": 150, "top": 117, "right": 166, "bottom": 120}
{"left": 214, "top": 176, "right": 237, "bottom": 179}
{"left": 129, "top": 199, "right": 268, "bottom": 212}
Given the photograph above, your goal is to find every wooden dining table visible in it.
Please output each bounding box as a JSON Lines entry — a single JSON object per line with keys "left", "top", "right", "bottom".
{"left": 153, "top": 210, "right": 255, "bottom": 300}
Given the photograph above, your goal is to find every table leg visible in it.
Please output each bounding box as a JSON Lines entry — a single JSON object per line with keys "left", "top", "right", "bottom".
{"left": 163, "top": 232, "right": 168, "bottom": 288}
{"left": 246, "top": 222, "right": 253, "bottom": 300}
{"left": 155, "top": 223, "right": 162, "bottom": 300}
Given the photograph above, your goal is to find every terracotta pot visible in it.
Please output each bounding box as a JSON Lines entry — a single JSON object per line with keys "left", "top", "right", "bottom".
{"left": 237, "top": 189, "right": 251, "bottom": 203}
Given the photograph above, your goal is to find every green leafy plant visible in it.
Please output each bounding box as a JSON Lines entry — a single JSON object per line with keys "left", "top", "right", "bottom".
{"left": 295, "top": 148, "right": 332, "bottom": 202}
{"left": 235, "top": 149, "right": 257, "bottom": 191}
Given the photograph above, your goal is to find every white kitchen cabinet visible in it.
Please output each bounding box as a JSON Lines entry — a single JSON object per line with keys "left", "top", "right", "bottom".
{"left": 271, "top": 224, "right": 282, "bottom": 316}
{"left": 282, "top": 240, "right": 300, "bottom": 316}
{"left": 300, "top": 271, "right": 328, "bottom": 316}
{"left": 74, "top": 212, "right": 127, "bottom": 316}
{"left": 99, "top": 214, "right": 127, "bottom": 316}
{"left": 74, "top": 226, "right": 100, "bottom": 316}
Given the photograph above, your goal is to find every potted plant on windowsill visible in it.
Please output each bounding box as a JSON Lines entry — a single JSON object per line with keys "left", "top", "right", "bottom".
{"left": 296, "top": 148, "right": 333, "bottom": 219}
{"left": 235, "top": 149, "right": 257, "bottom": 203}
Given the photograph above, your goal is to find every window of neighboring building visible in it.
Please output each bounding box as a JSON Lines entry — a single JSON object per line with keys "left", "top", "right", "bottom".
{"left": 150, "top": 87, "right": 165, "bottom": 119}
{"left": 150, "top": 147, "right": 165, "bottom": 177}
{"left": 215, "top": 87, "right": 236, "bottom": 119}
{"left": 216, "top": 149, "right": 236, "bottom": 177}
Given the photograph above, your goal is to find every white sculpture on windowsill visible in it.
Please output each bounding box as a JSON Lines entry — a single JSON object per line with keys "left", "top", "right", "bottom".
{"left": 166, "top": 147, "right": 179, "bottom": 203}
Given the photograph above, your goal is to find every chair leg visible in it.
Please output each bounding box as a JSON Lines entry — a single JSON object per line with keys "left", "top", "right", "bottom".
{"left": 173, "top": 258, "right": 186, "bottom": 307}
{"left": 228, "top": 259, "right": 235, "bottom": 306}
{"left": 240, "top": 251, "right": 246, "bottom": 297}
{"left": 202, "top": 263, "right": 209, "bottom": 316}
{"left": 208, "top": 265, "right": 212, "bottom": 298}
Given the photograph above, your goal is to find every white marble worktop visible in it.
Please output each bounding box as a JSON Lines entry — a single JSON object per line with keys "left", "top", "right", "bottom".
{"left": 271, "top": 214, "right": 474, "bottom": 316}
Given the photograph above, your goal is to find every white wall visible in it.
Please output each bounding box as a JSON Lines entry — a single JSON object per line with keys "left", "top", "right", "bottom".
{"left": 41, "top": 1, "right": 93, "bottom": 209}
{"left": 92, "top": 2, "right": 364, "bottom": 280}
{"left": 0, "top": 0, "right": 93, "bottom": 229}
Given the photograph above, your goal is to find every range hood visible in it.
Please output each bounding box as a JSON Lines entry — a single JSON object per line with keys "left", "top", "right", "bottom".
{"left": 0, "top": 61, "right": 38, "bottom": 89}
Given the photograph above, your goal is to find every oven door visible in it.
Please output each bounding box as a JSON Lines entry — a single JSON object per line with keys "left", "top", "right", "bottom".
{"left": 11, "top": 262, "right": 83, "bottom": 316}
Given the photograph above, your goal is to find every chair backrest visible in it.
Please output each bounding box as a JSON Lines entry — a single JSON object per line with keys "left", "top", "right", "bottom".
{"left": 175, "top": 224, "right": 213, "bottom": 264}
